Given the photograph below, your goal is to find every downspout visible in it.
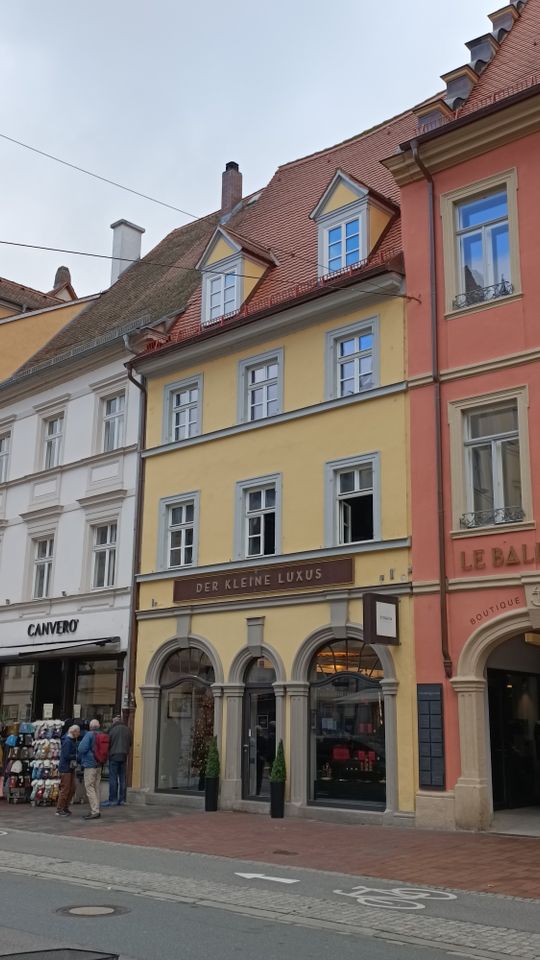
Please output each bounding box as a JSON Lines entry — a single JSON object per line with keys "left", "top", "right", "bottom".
{"left": 410, "top": 141, "right": 452, "bottom": 678}
{"left": 124, "top": 361, "right": 147, "bottom": 781}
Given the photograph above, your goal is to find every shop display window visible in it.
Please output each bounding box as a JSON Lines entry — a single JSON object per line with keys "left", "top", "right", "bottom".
{"left": 309, "top": 638, "right": 386, "bottom": 806}
{"left": 157, "top": 648, "right": 215, "bottom": 792}
{"left": 74, "top": 659, "right": 118, "bottom": 725}
{"left": 0, "top": 664, "right": 35, "bottom": 723}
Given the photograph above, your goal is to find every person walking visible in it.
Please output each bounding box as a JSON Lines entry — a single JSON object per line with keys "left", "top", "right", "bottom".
{"left": 78, "top": 718, "right": 103, "bottom": 820}
{"left": 102, "top": 715, "right": 132, "bottom": 807}
{"left": 56, "top": 724, "right": 80, "bottom": 817}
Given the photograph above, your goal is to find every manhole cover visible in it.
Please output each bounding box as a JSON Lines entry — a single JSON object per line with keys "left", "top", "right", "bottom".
{"left": 57, "top": 905, "right": 129, "bottom": 918}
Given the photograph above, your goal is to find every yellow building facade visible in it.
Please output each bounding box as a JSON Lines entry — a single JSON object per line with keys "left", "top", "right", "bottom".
{"left": 132, "top": 252, "right": 417, "bottom": 822}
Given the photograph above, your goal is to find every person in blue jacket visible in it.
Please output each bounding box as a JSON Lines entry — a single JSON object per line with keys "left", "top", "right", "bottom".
{"left": 77, "top": 718, "right": 102, "bottom": 820}
{"left": 56, "top": 724, "right": 80, "bottom": 817}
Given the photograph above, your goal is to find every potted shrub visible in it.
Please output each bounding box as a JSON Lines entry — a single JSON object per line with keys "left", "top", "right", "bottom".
{"left": 269, "top": 739, "right": 286, "bottom": 818}
{"left": 204, "top": 736, "right": 220, "bottom": 812}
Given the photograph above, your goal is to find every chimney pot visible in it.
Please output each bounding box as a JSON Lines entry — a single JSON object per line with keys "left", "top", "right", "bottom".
{"left": 110, "top": 219, "right": 145, "bottom": 286}
{"left": 221, "top": 161, "right": 242, "bottom": 215}
{"left": 53, "top": 265, "right": 71, "bottom": 289}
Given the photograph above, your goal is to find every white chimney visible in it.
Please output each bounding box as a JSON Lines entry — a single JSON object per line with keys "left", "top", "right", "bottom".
{"left": 110, "top": 219, "right": 145, "bottom": 285}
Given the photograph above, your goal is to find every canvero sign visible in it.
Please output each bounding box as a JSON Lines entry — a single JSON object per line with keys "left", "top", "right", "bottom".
{"left": 173, "top": 556, "right": 354, "bottom": 602}
{"left": 27, "top": 618, "right": 79, "bottom": 638}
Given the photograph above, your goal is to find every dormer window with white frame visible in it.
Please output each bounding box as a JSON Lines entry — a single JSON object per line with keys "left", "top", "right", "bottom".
{"left": 202, "top": 264, "right": 240, "bottom": 326}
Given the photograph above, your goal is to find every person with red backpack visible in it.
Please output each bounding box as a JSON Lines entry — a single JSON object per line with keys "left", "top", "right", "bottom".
{"left": 77, "top": 718, "right": 109, "bottom": 820}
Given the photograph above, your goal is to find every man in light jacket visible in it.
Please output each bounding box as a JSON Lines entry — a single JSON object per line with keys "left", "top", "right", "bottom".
{"left": 102, "top": 715, "right": 133, "bottom": 807}
{"left": 78, "top": 719, "right": 101, "bottom": 820}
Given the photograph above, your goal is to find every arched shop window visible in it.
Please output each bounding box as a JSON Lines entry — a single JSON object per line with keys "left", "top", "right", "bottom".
{"left": 309, "top": 638, "right": 385, "bottom": 807}
{"left": 242, "top": 657, "right": 276, "bottom": 801}
{"left": 157, "top": 647, "right": 215, "bottom": 793}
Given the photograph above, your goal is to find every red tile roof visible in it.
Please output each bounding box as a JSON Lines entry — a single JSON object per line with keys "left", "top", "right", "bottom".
{"left": 0, "top": 276, "right": 62, "bottom": 312}
{"left": 464, "top": 0, "right": 540, "bottom": 111}
{"left": 167, "top": 110, "right": 415, "bottom": 345}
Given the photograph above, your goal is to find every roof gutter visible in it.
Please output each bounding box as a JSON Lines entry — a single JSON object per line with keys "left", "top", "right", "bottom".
{"left": 410, "top": 139, "right": 452, "bottom": 679}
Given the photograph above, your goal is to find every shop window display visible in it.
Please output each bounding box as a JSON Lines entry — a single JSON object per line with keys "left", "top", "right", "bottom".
{"left": 309, "top": 638, "right": 385, "bottom": 806}
{"left": 157, "top": 648, "right": 215, "bottom": 792}
{"left": 243, "top": 657, "right": 276, "bottom": 800}
{"left": 0, "top": 665, "right": 35, "bottom": 723}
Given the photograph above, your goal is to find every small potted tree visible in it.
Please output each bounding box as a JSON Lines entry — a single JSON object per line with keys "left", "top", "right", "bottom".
{"left": 204, "top": 736, "right": 220, "bottom": 812}
{"left": 269, "top": 739, "right": 286, "bottom": 819}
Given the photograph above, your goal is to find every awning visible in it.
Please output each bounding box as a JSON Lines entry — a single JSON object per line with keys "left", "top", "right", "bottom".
{"left": 0, "top": 637, "right": 121, "bottom": 661}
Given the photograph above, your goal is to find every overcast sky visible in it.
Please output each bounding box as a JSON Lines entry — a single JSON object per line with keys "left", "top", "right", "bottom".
{"left": 1, "top": 1, "right": 496, "bottom": 298}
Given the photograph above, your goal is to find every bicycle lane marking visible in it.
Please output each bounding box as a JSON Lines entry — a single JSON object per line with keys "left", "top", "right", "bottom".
{"left": 333, "top": 884, "right": 457, "bottom": 912}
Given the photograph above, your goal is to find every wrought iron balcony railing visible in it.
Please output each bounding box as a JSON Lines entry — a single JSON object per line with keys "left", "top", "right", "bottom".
{"left": 452, "top": 279, "right": 514, "bottom": 311}
{"left": 460, "top": 506, "right": 525, "bottom": 529}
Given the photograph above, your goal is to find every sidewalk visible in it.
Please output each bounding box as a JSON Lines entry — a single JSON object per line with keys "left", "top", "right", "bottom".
{"left": 1, "top": 799, "right": 539, "bottom": 900}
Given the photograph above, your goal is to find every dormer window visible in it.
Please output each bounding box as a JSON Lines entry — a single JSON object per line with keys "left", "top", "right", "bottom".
{"left": 207, "top": 269, "right": 238, "bottom": 324}
{"left": 311, "top": 169, "right": 397, "bottom": 279}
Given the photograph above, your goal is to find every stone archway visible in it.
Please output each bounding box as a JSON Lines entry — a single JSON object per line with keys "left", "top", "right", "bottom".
{"left": 221, "top": 644, "right": 287, "bottom": 806}
{"left": 451, "top": 608, "right": 535, "bottom": 830}
{"left": 139, "top": 634, "right": 224, "bottom": 794}
{"left": 289, "top": 623, "right": 399, "bottom": 815}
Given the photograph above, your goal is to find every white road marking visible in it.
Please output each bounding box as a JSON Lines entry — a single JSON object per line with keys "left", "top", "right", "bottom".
{"left": 0, "top": 831, "right": 7, "bottom": 836}
{"left": 333, "top": 885, "right": 457, "bottom": 911}
{"left": 235, "top": 871, "right": 299, "bottom": 885}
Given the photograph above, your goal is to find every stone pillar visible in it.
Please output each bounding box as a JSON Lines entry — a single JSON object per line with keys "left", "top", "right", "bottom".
{"left": 381, "top": 678, "right": 399, "bottom": 817}
{"left": 451, "top": 677, "right": 491, "bottom": 830}
{"left": 139, "top": 684, "right": 160, "bottom": 792}
{"left": 273, "top": 682, "right": 286, "bottom": 747}
{"left": 212, "top": 684, "right": 224, "bottom": 751}
{"left": 288, "top": 681, "right": 309, "bottom": 806}
{"left": 220, "top": 683, "right": 244, "bottom": 804}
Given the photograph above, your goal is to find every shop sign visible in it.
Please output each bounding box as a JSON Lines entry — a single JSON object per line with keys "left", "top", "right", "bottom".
{"left": 469, "top": 595, "right": 521, "bottom": 626}
{"left": 173, "top": 556, "right": 354, "bottom": 602}
{"left": 27, "top": 618, "right": 79, "bottom": 638}
{"left": 460, "top": 543, "right": 540, "bottom": 572}
{"left": 363, "top": 593, "right": 400, "bottom": 645}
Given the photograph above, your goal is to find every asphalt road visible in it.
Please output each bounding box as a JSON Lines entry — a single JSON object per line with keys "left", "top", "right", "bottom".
{"left": 0, "top": 871, "right": 470, "bottom": 960}
{"left": 0, "top": 827, "right": 539, "bottom": 959}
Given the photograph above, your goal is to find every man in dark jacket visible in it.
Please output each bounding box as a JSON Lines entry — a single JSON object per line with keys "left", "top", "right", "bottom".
{"left": 102, "top": 715, "right": 133, "bottom": 806}
{"left": 56, "top": 724, "right": 80, "bottom": 817}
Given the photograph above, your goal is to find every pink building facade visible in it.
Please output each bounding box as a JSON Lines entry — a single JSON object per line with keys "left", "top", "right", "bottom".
{"left": 386, "top": 0, "right": 540, "bottom": 829}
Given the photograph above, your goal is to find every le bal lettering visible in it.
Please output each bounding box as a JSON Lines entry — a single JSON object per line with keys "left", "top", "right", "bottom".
{"left": 460, "top": 543, "right": 540, "bottom": 571}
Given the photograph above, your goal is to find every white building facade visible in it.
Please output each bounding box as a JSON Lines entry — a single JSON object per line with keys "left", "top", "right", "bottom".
{"left": 0, "top": 338, "right": 141, "bottom": 726}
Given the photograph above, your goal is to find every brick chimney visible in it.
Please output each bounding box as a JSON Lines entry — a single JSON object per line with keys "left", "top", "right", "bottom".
{"left": 110, "top": 219, "right": 145, "bottom": 285}
{"left": 221, "top": 161, "right": 242, "bottom": 215}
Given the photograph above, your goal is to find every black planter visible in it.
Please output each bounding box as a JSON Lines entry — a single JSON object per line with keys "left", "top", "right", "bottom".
{"left": 205, "top": 776, "right": 219, "bottom": 812}
{"left": 270, "top": 780, "right": 285, "bottom": 818}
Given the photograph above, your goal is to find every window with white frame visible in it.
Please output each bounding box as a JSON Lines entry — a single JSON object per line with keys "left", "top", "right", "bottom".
{"left": 326, "top": 455, "right": 378, "bottom": 546}
{"left": 203, "top": 269, "right": 238, "bottom": 325}
{"left": 316, "top": 202, "right": 367, "bottom": 278}
{"left": 43, "top": 414, "right": 64, "bottom": 470}
{"left": 326, "top": 320, "right": 377, "bottom": 400}
{"left": 238, "top": 349, "right": 283, "bottom": 422}
{"left": 0, "top": 431, "right": 10, "bottom": 483}
{"left": 462, "top": 402, "right": 523, "bottom": 528}
{"left": 167, "top": 500, "right": 195, "bottom": 567}
{"left": 167, "top": 379, "right": 201, "bottom": 442}
{"left": 92, "top": 522, "right": 117, "bottom": 588}
{"left": 236, "top": 476, "right": 281, "bottom": 559}
{"left": 33, "top": 537, "right": 54, "bottom": 599}
{"left": 454, "top": 189, "right": 511, "bottom": 308}
{"left": 102, "top": 393, "right": 125, "bottom": 452}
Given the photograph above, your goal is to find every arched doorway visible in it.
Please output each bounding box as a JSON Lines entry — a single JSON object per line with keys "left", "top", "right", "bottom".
{"left": 487, "top": 634, "right": 540, "bottom": 812}
{"left": 156, "top": 647, "right": 215, "bottom": 793}
{"left": 242, "top": 657, "right": 276, "bottom": 800}
{"left": 309, "top": 637, "right": 385, "bottom": 807}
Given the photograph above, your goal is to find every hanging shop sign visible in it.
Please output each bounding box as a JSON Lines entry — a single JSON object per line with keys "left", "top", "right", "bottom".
{"left": 173, "top": 556, "right": 354, "bottom": 602}
{"left": 363, "top": 593, "right": 400, "bottom": 645}
{"left": 27, "top": 618, "right": 79, "bottom": 638}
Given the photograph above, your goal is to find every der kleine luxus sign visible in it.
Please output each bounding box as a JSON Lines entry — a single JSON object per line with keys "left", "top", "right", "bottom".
{"left": 173, "top": 557, "right": 354, "bottom": 602}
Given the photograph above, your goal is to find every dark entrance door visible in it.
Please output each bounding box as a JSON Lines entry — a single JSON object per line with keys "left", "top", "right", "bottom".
{"left": 242, "top": 686, "right": 276, "bottom": 799}
{"left": 488, "top": 668, "right": 540, "bottom": 809}
{"left": 33, "top": 659, "right": 65, "bottom": 719}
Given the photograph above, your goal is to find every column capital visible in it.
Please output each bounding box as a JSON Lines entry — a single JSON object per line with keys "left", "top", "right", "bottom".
{"left": 139, "top": 684, "right": 160, "bottom": 700}
{"left": 287, "top": 681, "right": 310, "bottom": 698}
{"left": 222, "top": 682, "right": 245, "bottom": 697}
{"left": 272, "top": 682, "right": 287, "bottom": 697}
{"left": 211, "top": 683, "right": 224, "bottom": 699}
{"left": 450, "top": 676, "right": 487, "bottom": 694}
{"left": 381, "top": 678, "right": 399, "bottom": 696}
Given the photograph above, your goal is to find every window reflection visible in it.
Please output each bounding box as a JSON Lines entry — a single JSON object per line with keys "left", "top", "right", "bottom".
{"left": 157, "top": 649, "right": 215, "bottom": 792}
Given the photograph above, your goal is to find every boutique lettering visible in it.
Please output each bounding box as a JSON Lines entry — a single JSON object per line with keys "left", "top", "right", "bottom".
{"left": 470, "top": 597, "right": 521, "bottom": 626}
{"left": 27, "top": 619, "right": 79, "bottom": 638}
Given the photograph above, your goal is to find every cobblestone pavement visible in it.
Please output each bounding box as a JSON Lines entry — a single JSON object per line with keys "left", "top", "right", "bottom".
{"left": 1, "top": 800, "right": 540, "bottom": 899}
{"left": 0, "top": 848, "right": 538, "bottom": 959}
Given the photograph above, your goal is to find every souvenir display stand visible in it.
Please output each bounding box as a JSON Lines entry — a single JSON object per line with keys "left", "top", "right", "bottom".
{"left": 3, "top": 722, "right": 35, "bottom": 804}
{"left": 30, "top": 719, "right": 62, "bottom": 807}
